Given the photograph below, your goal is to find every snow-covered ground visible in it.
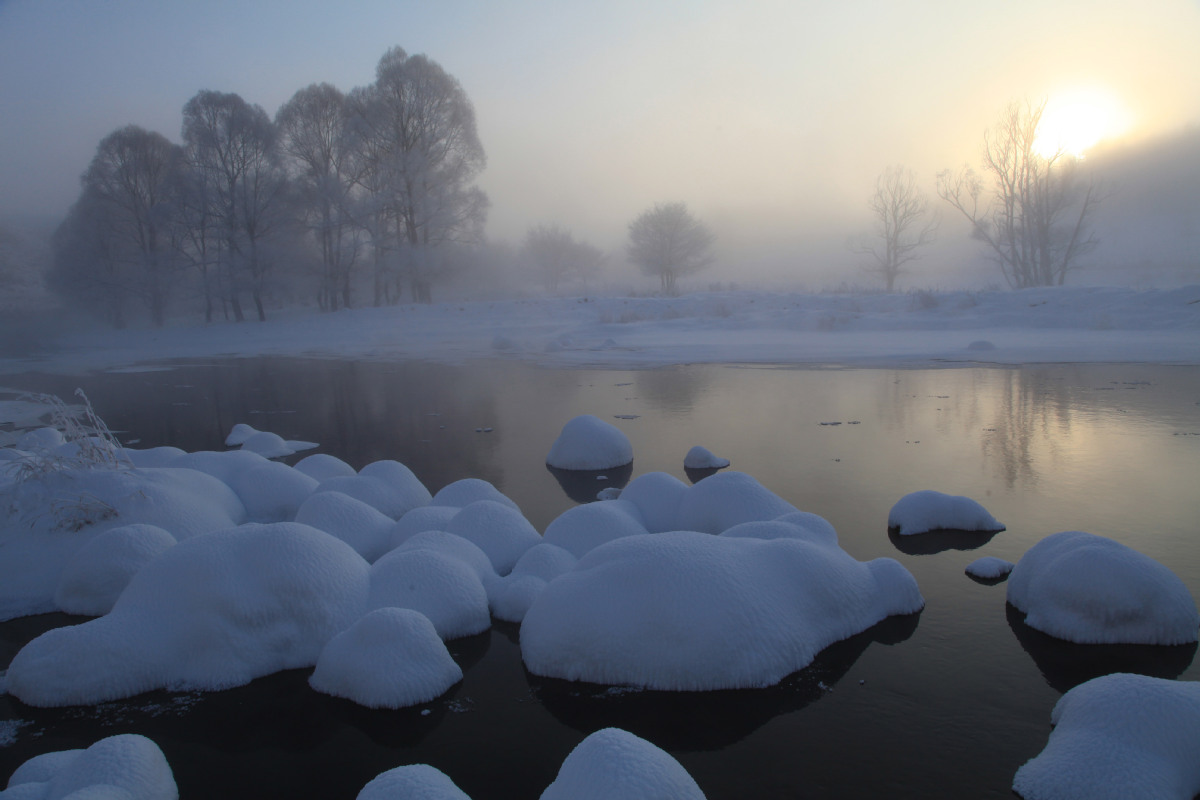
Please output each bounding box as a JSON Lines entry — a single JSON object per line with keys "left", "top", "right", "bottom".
{"left": 4, "top": 285, "right": 1198, "bottom": 374}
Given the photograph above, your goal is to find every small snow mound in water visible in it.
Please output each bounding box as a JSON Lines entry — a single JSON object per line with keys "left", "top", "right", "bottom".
{"left": 309, "top": 607, "right": 462, "bottom": 709}
{"left": 224, "top": 423, "right": 316, "bottom": 458}
{"left": 545, "top": 415, "right": 633, "bottom": 470}
{"left": 4, "top": 733, "right": 177, "bottom": 800}
{"left": 357, "top": 764, "right": 473, "bottom": 800}
{"left": 540, "top": 728, "right": 706, "bottom": 800}
{"left": 966, "top": 556, "right": 1014, "bottom": 580}
{"left": 683, "top": 445, "right": 730, "bottom": 469}
{"left": 888, "top": 490, "right": 1004, "bottom": 535}
{"left": 1013, "top": 673, "right": 1200, "bottom": 800}
{"left": 1007, "top": 530, "right": 1199, "bottom": 645}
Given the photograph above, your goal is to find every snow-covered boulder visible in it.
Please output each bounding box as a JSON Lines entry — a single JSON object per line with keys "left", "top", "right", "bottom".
{"left": 521, "top": 530, "right": 923, "bottom": 690}
{"left": 445, "top": 500, "right": 541, "bottom": 575}
{"left": 358, "top": 460, "right": 433, "bottom": 509}
{"left": 54, "top": 524, "right": 177, "bottom": 616}
{"left": 394, "top": 530, "right": 498, "bottom": 590}
{"left": 675, "top": 471, "right": 797, "bottom": 534}
{"left": 309, "top": 608, "right": 462, "bottom": 709}
{"left": 683, "top": 445, "right": 729, "bottom": 470}
{"left": 295, "top": 490, "right": 396, "bottom": 562}
{"left": 168, "top": 449, "right": 269, "bottom": 486}
{"left": 429, "top": 478, "right": 519, "bottom": 511}
{"left": 312, "top": 472, "right": 428, "bottom": 520}
{"left": 293, "top": 453, "right": 356, "bottom": 483}
{"left": 542, "top": 500, "right": 648, "bottom": 559}
{"left": 540, "top": 728, "right": 705, "bottom": 800}
{"left": 6, "top": 522, "right": 369, "bottom": 706}
{"left": 545, "top": 415, "right": 633, "bottom": 470}
{"left": 357, "top": 764, "right": 472, "bottom": 800}
{"left": 488, "top": 543, "right": 579, "bottom": 623}
{"left": 387, "top": 505, "right": 460, "bottom": 550}
{"left": 368, "top": 549, "right": 491, "bottom": 639}
{"left": 1013, "top": 673, "right": 1200, "bottom": 800}
{"left": 122, "top": 446, "right": 186, "bottom": 468}
{"left": 1007, "top": 531, "right": 1199, "bottom": 645}
{"left": 617, "top": 472, "right": 689, "bottom": 533}
{"left": 224, "top": 423, "right": 316, "bottom": 458}
{"left": 230, "top": 461, "right": 318, "bottom": 521}
{"left": 966, "top": 556, "right": 1015, "bottom": 580}
{"left": 2, "top": 733, "right": 177, "bottom": 800}
{"left": 887, "top": 490, "right": 1004, "bottom": 535}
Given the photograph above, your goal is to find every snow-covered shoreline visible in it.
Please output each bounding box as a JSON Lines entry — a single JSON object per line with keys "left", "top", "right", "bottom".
{"left": 4, "top": 285, "right": 1198, "bottom": 375}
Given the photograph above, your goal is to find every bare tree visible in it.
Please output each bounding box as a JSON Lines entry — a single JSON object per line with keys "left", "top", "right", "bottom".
{"left": 849, "top": 166, "right": 936, "bottom": 292}
{"left": 81, "top": 125, "right": 183, "bottom": 326}
{"left": 937, "top": 99, "right": 1102, "bottom": 288}
{"left": 627, "top": 202, "right": 715, "bottom": 295}
{"left": 522, "top": 223, "right": 607, "bottom": 293}
{"left": 349, "top": 47, "right": 488, "bottom": 304}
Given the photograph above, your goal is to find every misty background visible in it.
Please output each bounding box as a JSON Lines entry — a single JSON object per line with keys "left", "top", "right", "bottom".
{"left": 1, "top": 0, "right": 1198, "bottom": 319}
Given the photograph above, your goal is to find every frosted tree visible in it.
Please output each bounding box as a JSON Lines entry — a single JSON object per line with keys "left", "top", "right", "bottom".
{"left": 348, "top": 47, "right": 488, "bottom": 304}
{"left": 937, "top": 99, "right": 1102, "bottom": 288}
{"left": 849, "top": 166, "right": 937, "bottom": 292}
{"left": 48, "top": 187, "right": 130, "bottom": 328}
{"left": 627, "top": 202, "right": 715, "bottom": 295}
{"left": 522, "top": 224, "right": 607, "bottom": 293}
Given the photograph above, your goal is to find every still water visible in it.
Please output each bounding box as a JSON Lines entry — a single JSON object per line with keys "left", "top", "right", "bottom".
{"left": 2, "top": 359, "right": 1199, "bottom": 798}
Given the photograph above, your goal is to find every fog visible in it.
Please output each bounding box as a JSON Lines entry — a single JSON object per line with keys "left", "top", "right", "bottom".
{"left": 1, "top": 0, "right": 1199, "bottom": 294}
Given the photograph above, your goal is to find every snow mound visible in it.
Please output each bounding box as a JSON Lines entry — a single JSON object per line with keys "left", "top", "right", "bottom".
{"left": 54, "top": 524, "right": 177, "bottom": 616}
{"left": 1013, "top": 673, "right": 1200, "bottom": 800}
{"left": 229, "top": 460, "right": 317, "bottom": 521}
{"left": 675, "top": 471, "right": 797, "bottom": 534}
{"left": 357, "top": 764, "right": 472, "bottom": 800}
{"left": 966, "top": 556, "right": 1015, "bottom": 580}
{"left": 540, "top": 728, "right": 705, "bottom": 800}
{"left": 617, "top": 472, "right": 688, "bottom": 533}
{"left": 887, "top": 489, "right": 1004, "bottom": 535}
{"left": 313, "top": 463, "right": 430, "bottom": 520}
{"left": 167, "top": 449, "right": 268, "bottom": 486}
{"left": 4, "top": 733, "right": 177, "bottom": 800}
{"left": 683, "top": 445, "right": 729, "bottom": 470}
{"left": 1007, "top": 531, "right": 1199, "bottom": 645}
{"left": 309, "top": 607, "right": 462, "bottom": 709}
{"left": 445, "top": 500, "right": 541, "bottom": 575}
{"left": 545, "top": 415, "right": 633, "bottom": 470}
{"left": 5, "top": 522, "right": 369, "bottom": 706}
{"left": 368, "top": 548, "right": 490, "bottom": 640}
{"left": 122, "top": 446, "right": 186, "bottom": 468}
{"left": 542, "top": 500, "right": 648, "bottom": 559}
{"left": 489, "top": 543, "right": 579, "bottom": 623}
{"left": 293, "top": 453, "right": 356, "bottom": 483}
{"left": 521, "top": 530, "right": 923, "bottom": 690}
{"left": 394, "top": 530, "right": 498, "bottom": 590}
{"left": 224, "top": 423, "right": 316, "bottom": 458}
{"left": 295, "top": 490, "right": 396, "bottom": 562}
{"left": 388, "top": 505, "right": 460, "bottom": 550}
{"left": 430, "top": 478, "right": 520, "bottom": 511}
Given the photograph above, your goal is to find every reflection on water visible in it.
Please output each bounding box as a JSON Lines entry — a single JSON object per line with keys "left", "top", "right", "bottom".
{"left": 2, "top": 359, "right": 1199, "bottom": 799}
{"left": 545, "top": 462, "right": 633, "bottom": 504}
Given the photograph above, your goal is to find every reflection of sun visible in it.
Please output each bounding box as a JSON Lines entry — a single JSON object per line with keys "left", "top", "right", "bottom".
{"left": 1034, "top": 88, "right": 1131, "bottom": 159}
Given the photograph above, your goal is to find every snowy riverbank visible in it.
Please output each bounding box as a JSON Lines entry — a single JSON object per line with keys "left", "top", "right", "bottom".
{"left": 4, "top": 285, "right": 1199, "bottom": 375}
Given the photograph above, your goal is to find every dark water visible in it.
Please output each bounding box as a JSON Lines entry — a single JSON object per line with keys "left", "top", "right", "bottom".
{"left": 2, "top": 359, "right": 1200, "bottom": 799}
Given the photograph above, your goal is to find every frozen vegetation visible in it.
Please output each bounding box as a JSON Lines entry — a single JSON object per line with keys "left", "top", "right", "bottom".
{"left": 1007, "top": 531, "right": 1200, "bottom": 645}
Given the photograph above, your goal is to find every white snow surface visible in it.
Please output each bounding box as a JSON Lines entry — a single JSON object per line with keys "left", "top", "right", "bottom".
{"left": 540, "top": 727, "right": 706, "bottom": 800}
{"left": 5, "top": 522, "right": 370, "bottom": 706}
{"left": 367, "top": 548, "right": 491, "bottom": 640}
{"left": 2, "top": 733, "right": 177, "bottom": 800}
{"left": 546, "top": 415, "right": 634, "bottom": 470}
{"left": 294, "top": 490, "right": 396, "bottom": 562}
{"left": 54, "top": 524, "right": 177, "bottom": 616}
{"left": 1007, "top": 531, "right": 1200, "bottom": 645}
{"left": 356, "top": 765, "right": 473, "bottom": 800}
{"left": 224, "top": 423, "right": 317, "bottom": 459}
{"left": 887, "top": 489, "right": 1004, "bottom": 535}
{"left": 7, "top": 287, "right": 1198, "bottom": 375}
{"left": 966, "top": 556, "right": 1015, "bottom": 580}
{"left": 521, "top": 528, "right": 923, "bottom": 690}
{"left": 309, "top": 607, "right": 462, "bottom": 709}
{"left": 1013, "top": 673, "right": 1200, "bottom": 800}
{"left": 683, "top": 445, "right": 730, "bottom": 469}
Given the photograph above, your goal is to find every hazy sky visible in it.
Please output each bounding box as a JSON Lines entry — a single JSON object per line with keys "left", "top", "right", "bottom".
{"left": 2, "top": 0, "right": 1199, "bottom": 284}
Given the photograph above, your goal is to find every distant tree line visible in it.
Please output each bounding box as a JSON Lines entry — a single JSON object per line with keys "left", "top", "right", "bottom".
{"left": 50, "top": 46, "right": 487, "bottom": 326}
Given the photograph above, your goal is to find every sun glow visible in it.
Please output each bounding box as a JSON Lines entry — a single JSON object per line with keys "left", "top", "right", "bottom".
{"left": 1033, "top": 89, "right": 1131, "bottom": 159}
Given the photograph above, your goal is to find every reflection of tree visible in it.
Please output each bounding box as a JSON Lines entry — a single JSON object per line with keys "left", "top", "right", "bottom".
{"left": 529, "top": 611, "right": 920, "bottom": 751}
{"left": 1006, "top": 603, "right": 1195, "bottom": 694}
{"left": 980, "top": 368, "right": 1077, "bottom": 490}
{"left": 634, "top": 366, "right": 710, "bottom": 414}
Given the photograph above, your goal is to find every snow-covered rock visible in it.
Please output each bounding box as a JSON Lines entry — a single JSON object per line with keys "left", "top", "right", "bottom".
{"left": 675, "top": 471, "right": 797, "bottom": 534}
{"left": 1007, "top": 531, "right": 1199, "bottom": 645}
{"left": 617, "top": 472, "right": 689, "bottom": 533}
{"left": 394, "top": 530, "right": 498, "bottom": 590}
{"left": 293, "top": 453, "right": 356, "bottom": 483}
{"left": 445, "top": 500, "right": 541, "bottom": 575}
{"left": 966, "top": 556, "right": 1015, "bottom": 580}
{"left": 54, "top": 524, "right": 177, "bottom": 616}
{"left": 488, "top": 543, "right": 579, "bottom": 623}
{"left": 683, "top": 445, "right": 729, "bottom": 470}
{"left": 542, "top": 499, "right": 648, "bottom": 559}
{"left": 6, "top": 522, "right": 369, "bottom": 706}
{"left": 521, "top": 530, "right": 922, "bottom": 690}
{"left": 312, "top": 463, "right": 430, "bottom": 520}
{"left": 539, "top": 728, "right": 705, "bottom": 800}
{"left": 295, "top": 490, "right": 396, "bottom": 562}
{"left": 122, "top": 446, "right": 186, "bottom": 468}
{"left": 357, "top": 764, "right": 472, "bottom": 800}
{"left": 545, "top": 415, "right": 633, "bottom": 470}
{"left": 429, "top": 478, "right": 519, "bottom": 511}
{"left": 224, "top": 423, "right": 316, "bottom": 458}
{"left": 1013, "top": 673, "right": 1200, "bottom": 800}
{"left": 368, "top": 549, "right": 490, "bottom": 640}
{"left": 3, "top": 734, "right": 177, "bottom": 800}
{"left": 309, "top": 607, "right": 462, "bottom": 709}
{"left": 887, "top": 490, "right": 1004, "bottom": 535}
{"left": 229, "top": 460, "right": 317, "bottom": 521}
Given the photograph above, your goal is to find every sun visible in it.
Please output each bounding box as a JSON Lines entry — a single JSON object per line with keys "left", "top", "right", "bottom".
{"left": 1033, "top": 88, "right": 1131, "bottom": 160}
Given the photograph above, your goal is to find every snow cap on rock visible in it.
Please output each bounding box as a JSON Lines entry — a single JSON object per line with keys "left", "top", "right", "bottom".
{"left": 546, "top": 415, "right": 633, "bottom": 470}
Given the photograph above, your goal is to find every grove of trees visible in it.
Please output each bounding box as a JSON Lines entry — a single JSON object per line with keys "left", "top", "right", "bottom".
{"left": 626, "top": 202, "right": 715, "bottom": 295}
{"left": 49, "top": 46, "right": 490, "bottom": 327}
{"left": 522, "top": 224, "right": 606, "bottom": 293}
